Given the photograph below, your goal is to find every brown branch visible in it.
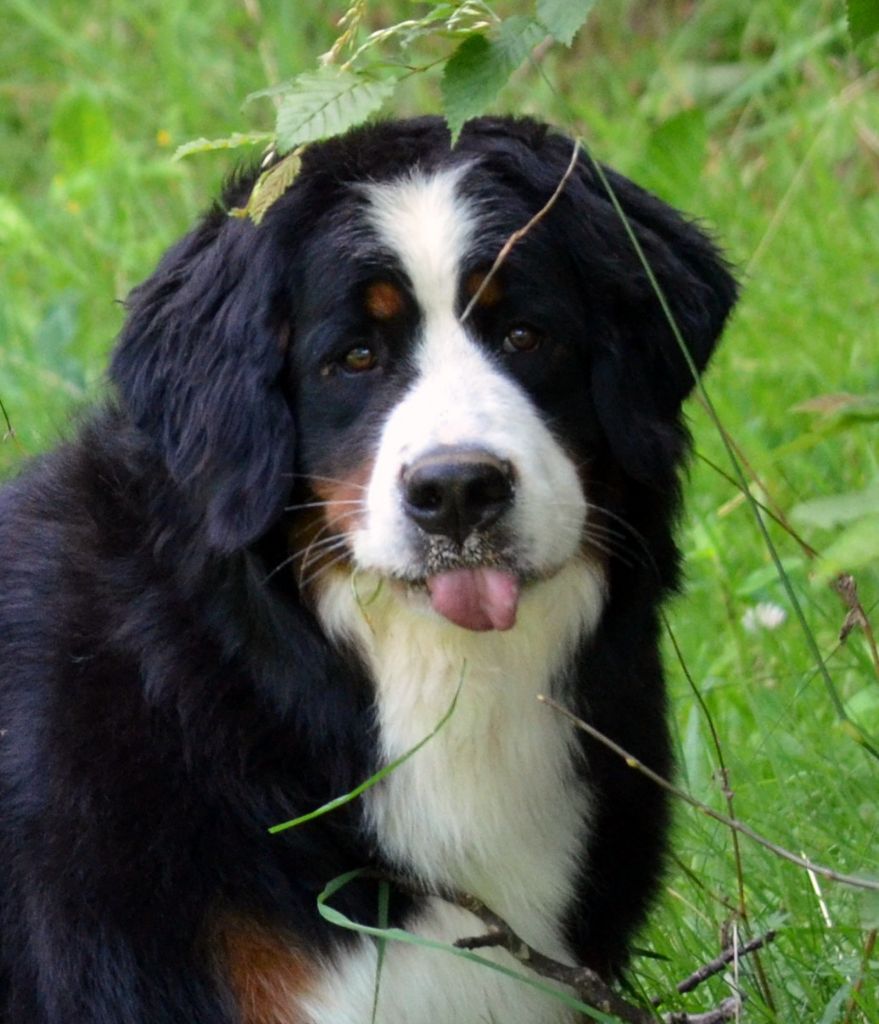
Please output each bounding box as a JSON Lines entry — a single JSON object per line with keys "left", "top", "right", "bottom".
{"left": 451, "top": 890, "right": 657, "bottom": 1024}
{"left": 459, "top": 138, "right": 581, "bottom": 324}
{"left": 664, "top": 999, "right": 740, "bottom": 1024}
{"left": 538, "top": 695, "right": 879, "bottom": 893}
{"left": 360, "top": 870, "right": 746, "bottom": 1024}
{"left": 662, "top": 931, "right": 776, "bottom": 1000}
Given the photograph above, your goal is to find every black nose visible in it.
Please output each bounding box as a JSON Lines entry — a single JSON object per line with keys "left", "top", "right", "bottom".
{"left": 402, "top": 448, "right": 514, "bottom": 545}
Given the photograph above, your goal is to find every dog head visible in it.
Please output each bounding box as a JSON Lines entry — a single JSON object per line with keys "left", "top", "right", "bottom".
{"left": 111, "top": 117, "right": 736, "bottom": 629}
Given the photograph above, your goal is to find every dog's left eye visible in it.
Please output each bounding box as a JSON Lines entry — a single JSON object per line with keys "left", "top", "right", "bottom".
{"left": 342, "top": 345, "right": 379, "bottom": 373}
{"left": 502, "top": 325, "right": 543, "bottom": 354}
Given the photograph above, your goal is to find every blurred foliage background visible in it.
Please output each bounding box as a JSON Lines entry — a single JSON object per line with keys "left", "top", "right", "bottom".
{"left": 1, "top": 0, "right": 878, "bottom": 1020}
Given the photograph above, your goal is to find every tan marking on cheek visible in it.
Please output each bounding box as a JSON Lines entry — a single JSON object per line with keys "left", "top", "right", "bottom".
{"left": 365, "top": 280, "right": 405, "bottom": 320}
{"left": 465, "top": 270, "right": 503, "bottom": 308}
{"left": 285, "top": 461, "right": 374, "bottom": 593}
{"left": 311, "top": 461, "right": 372, "bottom": 542}
{"left": 216, "top": 916, "right": 315, "bottom": 1024}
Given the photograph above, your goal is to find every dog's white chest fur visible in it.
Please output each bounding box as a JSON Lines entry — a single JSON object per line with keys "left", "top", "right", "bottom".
{"left": 305, "top": 561, "right": 604, "bottom": 1023}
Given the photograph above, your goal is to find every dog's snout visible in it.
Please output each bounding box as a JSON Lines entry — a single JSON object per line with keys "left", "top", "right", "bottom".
{"left": 402, "top": 448, "right": 514, "bottom": 545}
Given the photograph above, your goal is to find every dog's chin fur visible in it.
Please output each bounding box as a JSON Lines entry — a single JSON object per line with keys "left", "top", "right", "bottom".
{"left": 0, "top": 115, "right": 737, "bottom": 1023}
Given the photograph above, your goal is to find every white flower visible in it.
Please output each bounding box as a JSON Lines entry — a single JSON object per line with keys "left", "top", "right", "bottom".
{"left": 741, "top": 602, "right": 787, "bottom": 633}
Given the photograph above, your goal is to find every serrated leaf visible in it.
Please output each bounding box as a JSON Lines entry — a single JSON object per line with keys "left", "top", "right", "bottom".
{"left": 496, "top": 16, "right": 545, "bottom": 67}
{"left": 441, "top": 21, "right": 542, "bottom": 142}
{"left": 847, "top": 0, "right": 879, "bottom": 47}
{"left": 173, "top": 131, "right": 274, "bottom": 162}
{"left": 536, "top": 0, "right": 597, "bottom": 46}
{"left": 233, "top": 149, "right": 303, "bottom": 226}
{"left": 275, "top": 68, "right": 395, "bottom": 152}
{"left": 442, "top": 35, "right": 499, "bottom": 142}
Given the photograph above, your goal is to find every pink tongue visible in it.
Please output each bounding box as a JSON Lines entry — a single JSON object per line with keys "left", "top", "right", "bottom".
{"left": 427, "top": 568, "right": 520, "bottom": 632}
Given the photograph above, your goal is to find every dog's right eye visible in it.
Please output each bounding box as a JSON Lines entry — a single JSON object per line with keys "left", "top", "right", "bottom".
{"left": 341, "top": 344, "right": 379, "bottom": 374}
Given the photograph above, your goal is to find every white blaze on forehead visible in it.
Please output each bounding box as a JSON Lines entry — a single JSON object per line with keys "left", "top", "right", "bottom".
{"left": 364, "top": 165, "right": 474, "bottom": 322}
{"left": 354, "top": 167, "right": 588, "bottom": 581}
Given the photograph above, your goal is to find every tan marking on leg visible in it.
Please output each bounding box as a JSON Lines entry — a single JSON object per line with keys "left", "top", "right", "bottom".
{"left": 216, "top": 916, "right": 316, "bottom": 1024}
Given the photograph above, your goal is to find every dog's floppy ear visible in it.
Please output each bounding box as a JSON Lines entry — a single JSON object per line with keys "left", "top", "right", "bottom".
{"left": 110, "top": 206, "right": 295, "bottom": 552}
{"left": 557, "top": 143, "right": 738, "bottom": 485}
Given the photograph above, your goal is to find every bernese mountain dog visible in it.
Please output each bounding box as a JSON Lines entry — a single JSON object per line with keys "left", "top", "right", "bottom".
{"left": 0, "top": 116, "right": 736, "bottom": 1023}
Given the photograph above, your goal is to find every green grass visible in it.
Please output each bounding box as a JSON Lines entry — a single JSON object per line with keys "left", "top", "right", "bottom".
{"left": 2, "top": 0, "right": 878, "bottom": 1020}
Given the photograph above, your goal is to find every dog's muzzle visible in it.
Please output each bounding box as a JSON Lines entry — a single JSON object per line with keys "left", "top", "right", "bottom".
{"left": 400, "top": 447, "right": 520, "bottom": 632}
{"left": 401, "top": 447, "right": 514, "bottom": 546}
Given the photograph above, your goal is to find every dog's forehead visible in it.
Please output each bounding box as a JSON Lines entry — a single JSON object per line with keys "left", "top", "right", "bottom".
{"left": 360, "top": 165, "right": 475, "bottom": 309}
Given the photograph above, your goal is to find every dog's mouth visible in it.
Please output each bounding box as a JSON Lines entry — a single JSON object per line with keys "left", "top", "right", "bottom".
{"left": 425, "top": 566, "right": 520, "bottom": 632}
{"left": 402, "top": 533, "right": 524, "bottom": 632}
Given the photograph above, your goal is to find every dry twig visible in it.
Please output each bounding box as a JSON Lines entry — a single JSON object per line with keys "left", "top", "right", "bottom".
{"left": 459, "top": 138, "right": 581, "bottom": 324}
{"left": 660, "top": 931, "right": 776, "bottom": 1001}
{"left": 361, "top": 870, "right": 758, "bottom": 1024}
{"left": 538, "top": 694, "right": 879, "bottom": 893}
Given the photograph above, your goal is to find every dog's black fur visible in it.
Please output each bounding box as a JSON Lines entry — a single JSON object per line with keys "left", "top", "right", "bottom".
{"left": 0, "top": 116, "right": 736, "bottom": 1022}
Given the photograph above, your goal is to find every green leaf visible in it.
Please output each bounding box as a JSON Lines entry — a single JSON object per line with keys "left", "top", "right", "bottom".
{"left": 173, "top": 131, "right": 275, "bottom": 162}
{"left": 35, "top": 291, "right": 81, "bottom": 359}
{"left": 734, "top": 557, "right": 804, "bottom": 598}
{"left": 441, "top": 20, "right": 542, "bottom": 142}
{"left": 639, "top": 108, "right": 708, "bottom": 201}
{"left": 845, "top": 686, "right": 879, "bottom": 734}
{"left": 34, "top": 291, "right": 86, "bottom": 389}
{"left": 442, "top": 35, "right": 502, "bottom": 142}
{"left": 275, "top": 68, "right": 396, "bottom": 152}
{"left": 495, "top": 16, "right": 545, "bottom": 68}
{"left": 847, "top": 0, "right": 879, "bottom": 47}
{"left": 370, "top": 880, "right": 390, "bottom": 1024}
{"left": 814, "top": 514, "right": 879, "bottom": 580}
{"left": 859, "top": 886, "right": 879, "bottom": 928}
{"left": 536, "top": 0, "right": 597, "bottom": 46}
{"left": 51, "top": 89, "right": 115, "bottom": 172}
{"left": 233, "top": 149, "right": 304, "bottom": 226}
{"left": 791, "top": 484, "right": 879, "bottom": 529}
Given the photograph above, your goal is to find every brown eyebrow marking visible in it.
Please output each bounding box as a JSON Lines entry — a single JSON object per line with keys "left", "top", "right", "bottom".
{"left": 465, "top": 271, "right": 503, "bottom": 308}
{"left": 365, "top": 280, "right": 405, "bottom": 320}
